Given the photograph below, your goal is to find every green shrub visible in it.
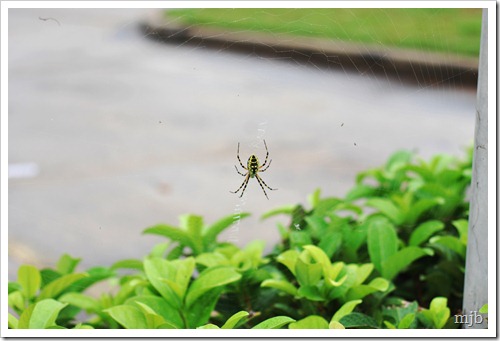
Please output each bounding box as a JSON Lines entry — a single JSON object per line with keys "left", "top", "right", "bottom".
{"left": 8, "top": 148, "right": 472, "bottom": 329}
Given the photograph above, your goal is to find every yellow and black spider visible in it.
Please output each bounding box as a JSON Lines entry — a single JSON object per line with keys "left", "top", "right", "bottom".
{"left": 230, "top": 139, "right": 277, "bottom": 200}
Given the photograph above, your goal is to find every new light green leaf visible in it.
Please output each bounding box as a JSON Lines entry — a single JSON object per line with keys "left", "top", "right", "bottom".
{"left": 59, "top": 292, "right": 100, "bottom": 312}
{"left": 276, "top": 250, "right": 300, "bottom": 276}
{"left": 289, "top": 315, "right": 329, "bottom": 329}
{"left": 303, "top": 245, "right": 331, "bottom": 272}
{"left": 261, "top": 279, "right": 298, "bottom": 296}
{"left": 295, "top": 256, "right": 323, "bottom": 287}
{"left": 18, "top": 265, "right": 41, "bottom": 300}
{"left": 8, "top": 313, "right": 19, "bottom": 329}
{"left": 22, "top": 299, "right": 67, "bottom": 329}
{"left": 252, "top": 316, "right": 295, "bottom": 329}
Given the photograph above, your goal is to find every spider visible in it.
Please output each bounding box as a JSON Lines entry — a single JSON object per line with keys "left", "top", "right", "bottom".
{"left": 230, "top": 139, "right": 277, "bottom": 200}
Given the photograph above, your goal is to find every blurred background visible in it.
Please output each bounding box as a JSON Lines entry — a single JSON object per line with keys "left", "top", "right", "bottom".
{"left": 8, "top": 8, "right": 482, "bottom": 279}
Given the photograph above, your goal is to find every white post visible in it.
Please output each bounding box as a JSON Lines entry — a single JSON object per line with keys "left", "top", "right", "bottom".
{"left": 462, "top": 9, "right": 488, "bottom": 329}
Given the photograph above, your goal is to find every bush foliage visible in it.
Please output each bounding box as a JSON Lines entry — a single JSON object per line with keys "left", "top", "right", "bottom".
{"left": 8, "top": 148, "right": 472, "bottom": 329}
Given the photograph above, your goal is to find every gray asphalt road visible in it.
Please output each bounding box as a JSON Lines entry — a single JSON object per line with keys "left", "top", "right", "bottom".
{"left": 8, "top": 9, "right": 477, "bottom": 278}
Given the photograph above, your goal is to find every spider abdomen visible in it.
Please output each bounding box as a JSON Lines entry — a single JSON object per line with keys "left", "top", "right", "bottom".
{"left": 247, "top": 155, "right": 259, "bottom": 178}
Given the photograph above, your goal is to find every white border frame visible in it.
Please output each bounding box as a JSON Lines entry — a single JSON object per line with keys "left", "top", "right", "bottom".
{"left": 1, "top": 1, "right": 496, "bottom": 337}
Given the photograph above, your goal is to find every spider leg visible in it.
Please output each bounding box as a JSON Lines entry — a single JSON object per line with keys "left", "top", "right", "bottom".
{"left": 260, "top": 158, "right": 272, "bottom": 172}
{"left": 256, "top": 174, "right": 277, "bottom": 191}
{"left": 260, "top": 139, "right": 270, "bottom": 169}
{"left": 255, "top": 175, "right": 269, "bottom": 200}
{"left": 230, "top": 174, "right": 249, "bottom": 195}
{"left": 234, "top": 165, "right": 246, "bottom": 176}
{"left": 236, "top": 142, "right": 247, "bottom": 170}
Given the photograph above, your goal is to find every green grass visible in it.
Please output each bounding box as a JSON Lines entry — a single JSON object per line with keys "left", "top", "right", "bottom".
{"left": 166, "top": 8, "right": 482, "bottom": 57}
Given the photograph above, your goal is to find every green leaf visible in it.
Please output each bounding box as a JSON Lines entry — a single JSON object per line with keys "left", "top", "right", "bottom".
{"left": 18, "top": 299, "right": 67, "bottom": 329}
{"left": 204, "top": 213, "right": 251, "bottom": 247}
{"left": 261, "top": 205, "right": 296, "bottom": 220}
{"left": 143, "top": 224, "right": 195, "bottom": 251}
{"left": 127, "top": 295, "right": 183, "bottom": 328}
{"left": 406, "top": 197, "right": 444, "bottom": 225}
{"left": 430, "top": 236, "right": 466, "bottom": 257}
{"left": 398, "top": 313, "right": 416, "bottom": 329}
{"left": 353, "top": 263, "right": 374, "bottom": 286}
{"left": 197, "top": 323, "right": 220, "bottom": 329}
{"left": 185, "top": 266, "right": 241, "bottom": 308}
{"left": 289, "top": 315, "right": 329, "bottom": 329}
{"left": 308, "top": 188, "right": 322, "bottom": 208}
{"left": 105, "top": 305, "right": 148, "bottom": 329}
{"left": 297, "top": 285, "right": 324, "bottom": 301}
{"left": 367, "top": 217, "right": 398, "bottom": 274}
{"left": 9, "top": 291, "right": 25, "bottom": 312}
{"left": 252, "top": 316, "right": 296, "bottom": 329}
{"left": 221, "top": 311, "right": 250, "bottom": 329}
{"left": 479, "top": 304, "right": 488, "bottom": 314}
{"left": 409, "top": 220, "right": 445, "bottom": 246}
{"left": 312, "top": 198, "right": 343, "bottom": 217}
{"left": 382, "top": 246, "right": 433, "bottom": 280}
{"left": 289, "top": 231, "right": 312, "bottom": 248}
{"left": 339, "top": 312, "right": 379, "bottom": 329}
{"left": 196, "top": 252, "right": 229, "bottom": 268}
{"left": 18, "top": 265, "right": 41, "bottom": 300}
{"left": 452, "top": 219, "right": 468, "bottom": 244}
{"left": 143, "top": 257, "right": 194, "bottom": 308}
{"left": 149, "top": 242, "right": 171, "bottom": 258}
{"left": 185, "top": 287, "right": 224, "bottom": 328}
{"left": 428, "top": 297, "right": 450, "bottom": 329}
{"left": 295, "top": 256, "right": 323, "bottom": 287}
{"left": 37, "top": 273, "right": 88, "bottom": 301}
{"left": 366, "top": 198, "right": 403, "bottom": 225}
{"left": 111, "top": 259, "right": 144, "bottom": 271}
{"left": 345, "top": 184, "right": 378, "bottom": 201}
{"left": 329, "top": 320, "right": 345, "bottom": 329}
{"left": 346, "top": 277, "right": 389, "bottom": 301}
{"left": 180, "top": 214, "right": 204, "bottom": 254}
{"left": 385, "top": 150, "right": 413, "bottom": 172}
{"left": 134, "top": 301, "right": 171, "bottom": 329}
{"left": 261, "top": 279, "right": 298, "bottom": 296}
{"left": 59, "top": 292, "right": 100, "bottom": 312}
{"left": 332, "top": 299, "right": 363, "bottom": 322}
{"left": 302, "top": 245, "right": 331, "bottom": 271}
{"left": 56, "top": 254, "right": 81, "bottom": 275}
{"left": 73, "top": 323, "right": 94, "bottom": 329}
{"left": 318, "top": 231, "right": 342, "bottom": 258}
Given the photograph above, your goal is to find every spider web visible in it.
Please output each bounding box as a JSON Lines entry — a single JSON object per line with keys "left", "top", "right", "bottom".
{"left": 6, "top": 6, "right": 482, "bottom": 282}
